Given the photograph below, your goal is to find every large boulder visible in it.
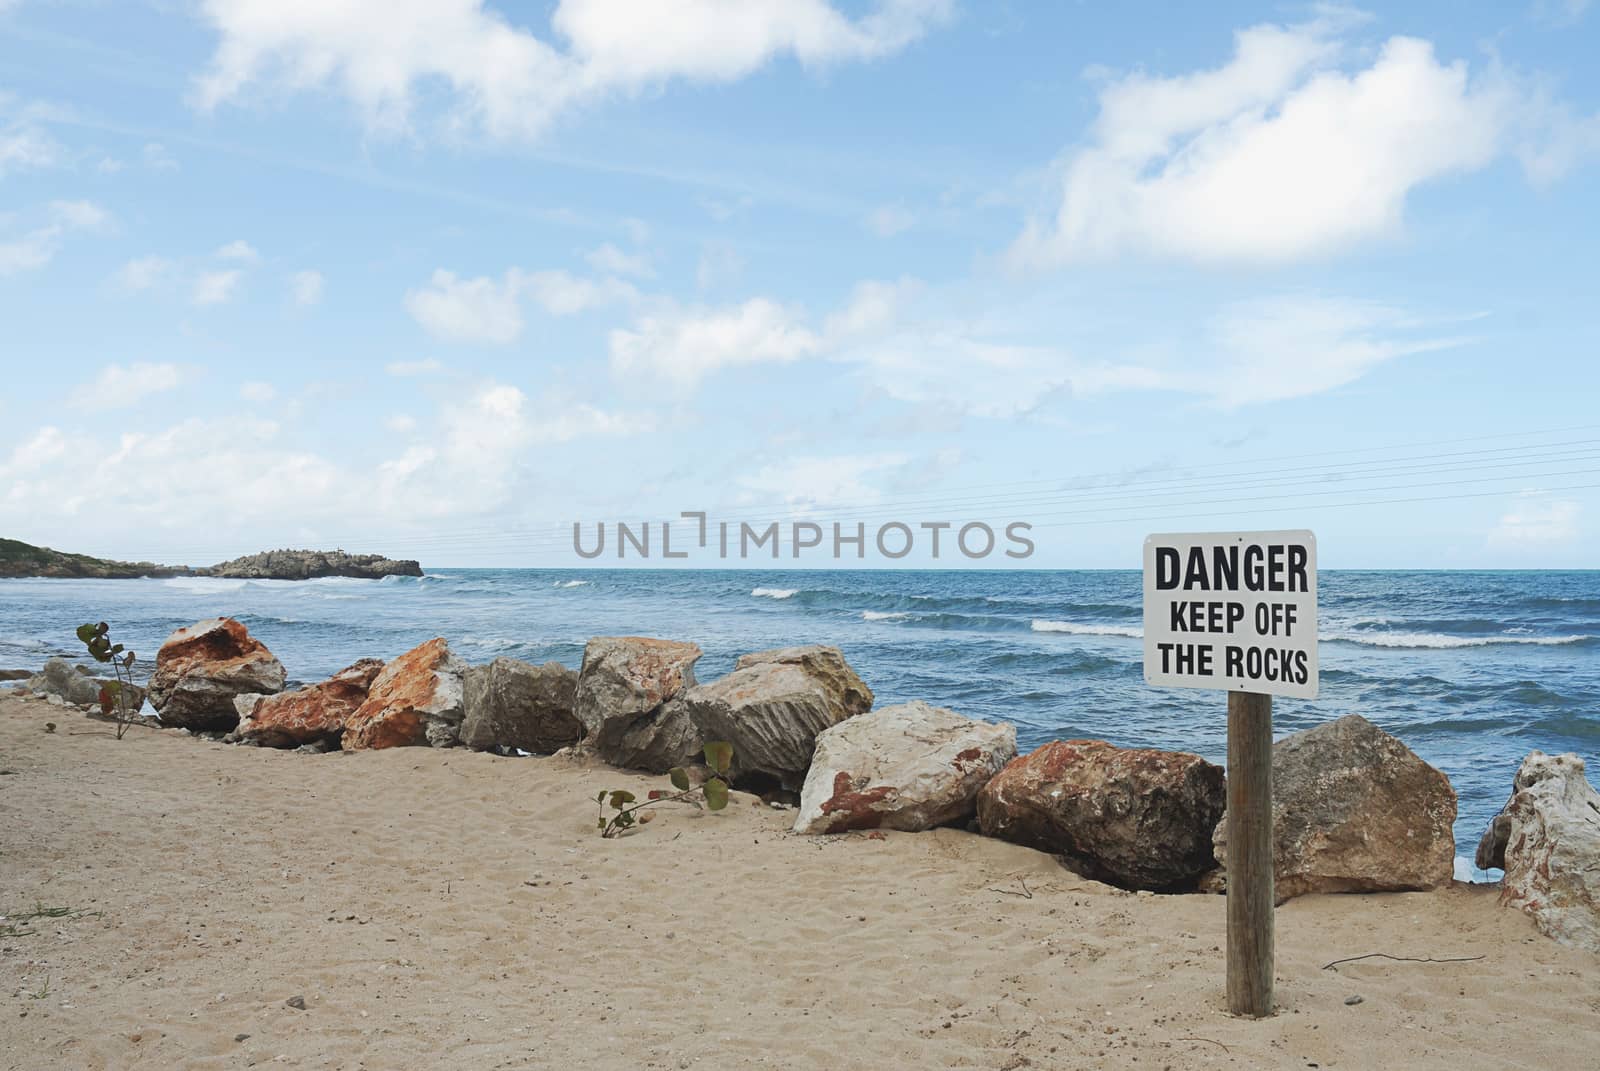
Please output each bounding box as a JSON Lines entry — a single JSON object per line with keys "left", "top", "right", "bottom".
{"left": 147, "top": 618, "right": 286, "bottom": 731}
{"left": 573, "top": 637, "right": 704, "bottom": 773}
{"left": 1475, "top": 751, "right": 1600, "bottom": 952}
{"left": 26, "top": 657, "right": 104, "bottom": 706}
{"left": 233, "top": 658, "right": 386, "bottom": 748}
{"left": 342, "top": 638, "right": 466, "bottom": 750}
{"left": 794, "top": 700, "right": 1015, "bottom": 834}
{"left": 461, "top": 658, "right": 581, "bottom": 753}
{"left": 977, "top": 739, "right": 1226, "bottom": 891}
{"left": 680, "top": 644, "right": 873, "bottom": 791}
{"left": 1211, "top": 714, "right": 1456, "bottom": 901}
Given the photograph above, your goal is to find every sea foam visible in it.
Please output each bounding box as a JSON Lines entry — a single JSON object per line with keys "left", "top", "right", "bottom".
{"left": 751, "top": 587, "right": 798, "bottom": 599}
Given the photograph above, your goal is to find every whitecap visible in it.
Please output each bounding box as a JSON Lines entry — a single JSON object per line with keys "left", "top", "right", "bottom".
{"left": 554, "top": 580, "right": 590, "bottom": 589}
{"left": 1031, "top": 620, "right": 1142, "bottom": 638}
{"left": 751, "top": 587, "right": 797, "bottom": 600}
{"left": 862, "top": 611, "right": 910, "bottom": 622}
{"left": 1322, "top": 631, "right": 1592, "bottom": 649}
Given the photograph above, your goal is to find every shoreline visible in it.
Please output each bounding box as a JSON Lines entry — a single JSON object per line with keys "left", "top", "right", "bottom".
{"left": 1, "top": 691, "right": 1594, "bottom": 1069}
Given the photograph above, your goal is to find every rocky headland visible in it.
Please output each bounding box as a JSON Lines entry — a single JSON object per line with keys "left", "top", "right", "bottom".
{"left": 0, "top": 539, "right": 420, "bottom": 581}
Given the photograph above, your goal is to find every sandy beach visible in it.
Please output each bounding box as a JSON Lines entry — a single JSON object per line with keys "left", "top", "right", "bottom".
{"left": 0, "top": 695, "right": 1592, "bottom": 1070}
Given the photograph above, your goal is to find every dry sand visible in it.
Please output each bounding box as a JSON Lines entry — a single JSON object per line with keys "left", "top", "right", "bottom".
{"left": 1, "top": 694, "right": 1595, "bottom": 1070}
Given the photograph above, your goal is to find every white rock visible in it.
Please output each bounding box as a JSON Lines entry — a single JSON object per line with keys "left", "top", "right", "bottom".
{"left": 1476, "top": 750, "right": 1600, "bottom": 952}
{"left": 793, "top": 700, "right": 1016, "bottom": 834}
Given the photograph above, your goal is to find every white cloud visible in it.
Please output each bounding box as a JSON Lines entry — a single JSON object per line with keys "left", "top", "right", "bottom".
{"left": 1195, "top": 295, "right": 1467, "bottom": 406}
{"left": 385, "top": 413, "right": 418, "bottom": 433}
{"left": 142, "top": 142, "right": 179, "bottom": 171}
{"left": 0, "top": 125, "right": 59, "bottom": 176}
{"left": 0, "top": 427, "right": 66, "bottom": 478}
{"left": 1010, "top": 18, "right": 1591, "bottom": 265}
{"left": 216, "top": 239, "right": 260, "bottom": 262}
{"left": 586, "top": 242, "right": 652, "bottom": 278}
{"left": 289, "top": 268, "right": 324, "bottom": 305}
{"left": 239, "top": 380, "right": 276, "bottom": 402}
{"left": 737, "top": 452, "right": 911, "bottom": 511}
{"left": 192, "top": 0, "right": 951, "bottom": 141}
{"left": 865, "top": 203, "right": 915, "bottom": 237}
{"left": 116, "top": 255, "right": 174, "bottom": 291}
{"left": 405, "top": 267, "right": 636, "bottom": 343}
{"left": 0, "top": 200, "right": 110, "bottom": 276}
{"left": 609, "top": 298, "right": 824, "bottom": 385}
{"left": 192, "top": 268, "right": 242, "bottom": 305}
{"left": 404, "top": 270, "right": 525, "bottom": 344}
{"left": 385, "top": 359, "right": 445, "bottom": 377}
{"left": 68, "top": 362, "right": 188, "bottom": 411}
{"left": 1488, "top": 496, "right": 1580, "bottom": 549}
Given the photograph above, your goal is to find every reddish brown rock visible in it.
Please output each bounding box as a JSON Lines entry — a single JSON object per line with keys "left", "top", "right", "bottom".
{"left": 233, "top": 659, "right": 386, "bottom": 748}
{"left": 147, "top": 617, "right": 286, "bottom": 731}
{"left": 977, "top": 739, "right": 1226, "bottom": 891}
{"left": 341, "top": 638, "right": 466, "bottom": 751}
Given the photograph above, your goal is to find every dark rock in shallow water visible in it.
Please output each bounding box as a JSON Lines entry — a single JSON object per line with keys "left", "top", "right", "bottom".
{"left": 0, "top": 669, "right": 33, "bottom": 681}
{"left": 199, "top": 549, "right": 422, "bottom": 580}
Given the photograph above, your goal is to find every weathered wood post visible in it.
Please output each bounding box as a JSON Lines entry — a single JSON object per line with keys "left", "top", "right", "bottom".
{"left": 1226, "top": 690, "right": 1274, "bottom": 1017}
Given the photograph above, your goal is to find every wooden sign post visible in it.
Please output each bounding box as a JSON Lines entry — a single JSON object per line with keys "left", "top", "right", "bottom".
{"left": 1143, "top": 531, "right": 1318, "bottom": 1020}
{"left": 1225, "top": 690, "right": 1274, "bottom": 1017}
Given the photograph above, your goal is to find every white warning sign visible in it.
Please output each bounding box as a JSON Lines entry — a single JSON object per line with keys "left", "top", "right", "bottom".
{"left": 1143, "top": 530, "right": 1318, "bottom": 700}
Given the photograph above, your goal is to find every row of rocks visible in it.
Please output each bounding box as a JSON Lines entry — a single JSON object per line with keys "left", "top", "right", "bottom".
{"left": 34, "top": 615, "right": 1594, "bottom": 950}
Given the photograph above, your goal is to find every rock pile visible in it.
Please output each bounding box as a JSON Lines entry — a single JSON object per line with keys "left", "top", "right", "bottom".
{"left": 147, "top": 618, "right": 286, "bottom": 731}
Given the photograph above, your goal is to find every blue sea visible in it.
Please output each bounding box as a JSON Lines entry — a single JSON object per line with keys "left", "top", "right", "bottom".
{"left": 3, "top": 569, "right": 1596, "bottom": 877}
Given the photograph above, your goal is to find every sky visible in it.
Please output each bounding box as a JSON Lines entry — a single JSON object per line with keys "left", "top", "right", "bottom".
{"left": 1, "top": 0, "right": 1598, "bottom": 569}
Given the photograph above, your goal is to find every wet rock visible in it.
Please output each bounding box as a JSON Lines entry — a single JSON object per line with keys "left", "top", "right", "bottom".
{"left": 977, "top": 739, "right": 1226, "bottom": 891}
{"left": 460, "top": 658, "right": 581, "bottom": 754}
{"left": 680, "top": 644, "right": 873, "bottom": 791}
{"left": 1476, "top": 750, "right": 1600, "bottom": 952}
{"left": 147, "top": 618, "right": 286, "bottom": 731}
{"left": 341, "top": 639, "right": 466, "bottom": 750}
{"left": 793, "top": 700, "right": 1015, "bottom": 834}
{"left": 1211, "top": 715, "right": 1456, "bottom": 901}
{"left": 573, "top": 637, "right": 703, "bottom": 773}
{"left": 233, "top": 659, "right": 386, "bottom": 748}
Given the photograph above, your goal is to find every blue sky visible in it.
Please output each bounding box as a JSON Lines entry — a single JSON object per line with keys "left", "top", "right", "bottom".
{"left": 1, "top": 0, "right": 1597, "bottom": 568}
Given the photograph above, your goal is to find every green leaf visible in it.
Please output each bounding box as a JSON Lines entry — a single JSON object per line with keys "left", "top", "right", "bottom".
{"left": 702, "top": 777, "right": 729, "bottom": 811}
{"left": 608, "top": 790, "right": 637, "bottom": 810}
{"left": 704, "top": 741, "right": 733, "bottom": 775}
{"left": 110, "top": 644, "right": 123, "bottom": 655}
{"left": 668, "top": 767, "right": 691, "bottom": 792}
{"left": 75, "top": 624, "right": 98, "bottom": 643}
{"left": 596, "top": 790, "right": 608, "bottom": 804}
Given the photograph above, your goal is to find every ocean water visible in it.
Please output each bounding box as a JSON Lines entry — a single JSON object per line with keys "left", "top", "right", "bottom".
{"left": 3, "top": 569, "right": 1596, "bottom": 876}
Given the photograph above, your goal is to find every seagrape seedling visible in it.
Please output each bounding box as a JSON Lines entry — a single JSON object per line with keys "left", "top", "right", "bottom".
{"left": 75, "top": 621, "right": 139, "bottom": 740}
{"left": 596, "top": 741, "right": 734, "bottom": 838}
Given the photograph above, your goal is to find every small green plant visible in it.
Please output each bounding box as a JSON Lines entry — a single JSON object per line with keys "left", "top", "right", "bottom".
{"left": 75, "top": 621, "right": 139, "bottom": 739}
{"left": 596, "top": 741, "right": 734, "bottom": 837}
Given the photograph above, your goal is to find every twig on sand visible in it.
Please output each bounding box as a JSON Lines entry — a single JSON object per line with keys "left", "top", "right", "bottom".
{"left": 1177, "top": 1037, "right": 1230, "bottom": 1053}
{"left": 1322, "top": 952, "right": 1485, "bottom": 971}
{"left": 989, "top": 877, "right": 1033, "bottom": 899}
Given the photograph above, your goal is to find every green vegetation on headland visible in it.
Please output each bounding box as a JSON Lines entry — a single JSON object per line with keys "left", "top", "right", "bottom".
{"left": 0, "top": 539, "right": 422, "bottom": 581}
